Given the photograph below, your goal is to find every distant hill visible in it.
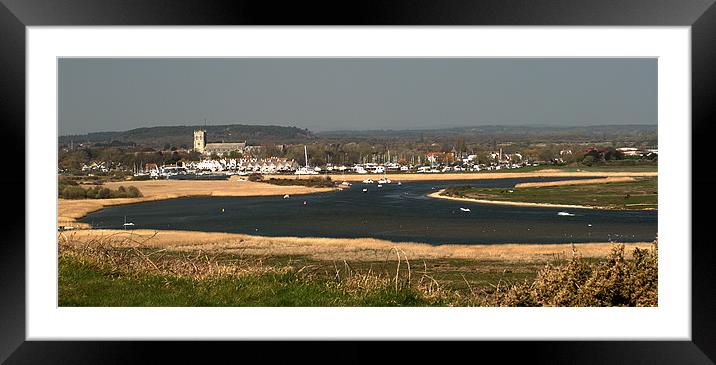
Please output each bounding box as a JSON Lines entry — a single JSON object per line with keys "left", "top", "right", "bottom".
{"left": 317, "top": 124, "right": 657, "bottom": 144}
{"left": 59, "top": 124, "right": 314, "bottom": 148}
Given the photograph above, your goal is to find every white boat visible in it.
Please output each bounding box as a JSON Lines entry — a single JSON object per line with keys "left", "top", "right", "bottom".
{"left": 557, "top": 212, "right": 575, "bottom": 216}
{"left": 295, "top": 146, "right": 319, "bottom": 175}
{"left": 362, "top": 179, "right": 374, "bottom": 184}
{"left": 377, "top": 178, "right": 391, "bottom": 184}
{"left": 283, "top": 194, "right": 290, "bottom": 199}
{"left": 397, "top": 182, "right": 402, "bottom": 185}
{"left": 123, "top": 216, "right": 135, "bottom": 229}
{"left": 362, "top": 188, "right": 368, "bottom": 193}
{"left": 460, "top": 207, "right": 471, "bottom": 212}
{"left": 377, "top": 184, "right": 383, "bottom": 188}
{"left": 340, "top": 181, "right": 352, "bottom": 186}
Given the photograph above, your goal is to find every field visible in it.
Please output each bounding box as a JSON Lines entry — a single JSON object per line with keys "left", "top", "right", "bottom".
{"left": 58, "top": 230, "right": 657, "bottom": 306}
{"left": 440, "top": 177, "right": 658, "bottom": 210}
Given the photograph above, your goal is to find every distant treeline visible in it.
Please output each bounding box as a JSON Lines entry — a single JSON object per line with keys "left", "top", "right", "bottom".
{"left": 59, "top": 124, "right": 314, "bottom": 149}
{"left": 59, "top": 179, "right": 142, "bottom": 199}
{"left": 318, "top": 124, "right": 658, "bottom": 145}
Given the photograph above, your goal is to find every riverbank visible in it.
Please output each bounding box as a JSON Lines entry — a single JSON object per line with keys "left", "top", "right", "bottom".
{"left": 58, "top": 178, "right": 334, "bottom": 229}
{"left": 514, "top": 176, "right": 635, "bottom": 188}
{"left": 264, "top": 170, "right": 657, "bottom": 182}
{"left": 432, "top": 176, "right": 658, "bottom": 211}
{"left": 428, "top": 190, "right": 596, "bottom": 209}
{"left": 59, "top": 229, "right": 654, "bottom": 262}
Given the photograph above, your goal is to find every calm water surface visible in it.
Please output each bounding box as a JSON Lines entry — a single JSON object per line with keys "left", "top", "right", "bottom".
{"left": 81, "top": 177, "right": 658, "bottom": 245}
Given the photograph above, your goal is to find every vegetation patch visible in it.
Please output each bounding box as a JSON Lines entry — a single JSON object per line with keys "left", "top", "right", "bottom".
{"left": 496, "top": 243, "right": 657, "bottom": 306}
{"left": 59, "top": 179, "right": 143, "bottom": 200}
{"left": 58, "top": 234, "right": 657, "bottom": 307}
{"left": 442, "top": 177, "right": 657, "bottom": 210}
{"left": 264, "top": 176, "right": 335, "bottom": 188}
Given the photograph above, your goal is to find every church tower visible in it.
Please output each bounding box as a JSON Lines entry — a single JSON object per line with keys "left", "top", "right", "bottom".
{"left": 193, "top": 129, "right": 206, "bottom": 154}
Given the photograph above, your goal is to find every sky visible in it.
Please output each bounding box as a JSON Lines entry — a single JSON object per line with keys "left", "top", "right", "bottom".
{"left": 58, "top": 58, "right": 657, "bottom": 135}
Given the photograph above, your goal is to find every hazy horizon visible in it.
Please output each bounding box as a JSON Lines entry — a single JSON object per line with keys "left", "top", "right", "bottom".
{"left": 59, "top": 58, "right": 657, "bottom": 135}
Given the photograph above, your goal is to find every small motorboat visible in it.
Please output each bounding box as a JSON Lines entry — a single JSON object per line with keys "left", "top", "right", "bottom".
{"left": 123, "top": 216, "right": 135, "bottom": 229}
{"left": 362, "top": 188, "right": 368, "bottom": 193}
{"left": 377, "top": 184, "right": 383, "bottom": 188}
{"left": 362, "top": 179, "right": 374, "bottom": 184}
{"left": 557, "top": 212, "right": 575, "bottom": 216}
{"left": 283, "top": 194, "right": 290, "bottom": 199}
{"left": 460, "top": 207, "right": 471, "bottom": 212}
{"left": 340, "top": 181, "right": 352, "bottom": 186}
{"left": 397, "top": 182, "right": 402, "bottom": 186}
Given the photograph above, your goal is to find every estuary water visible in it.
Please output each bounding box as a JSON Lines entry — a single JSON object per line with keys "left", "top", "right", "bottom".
{"left": 80, "top": 177, "right": 658, "bottom": 245}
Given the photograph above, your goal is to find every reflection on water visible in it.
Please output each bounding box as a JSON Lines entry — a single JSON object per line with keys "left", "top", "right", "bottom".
{"left": 81, "top": 177, "right": 658, "bottom": 245}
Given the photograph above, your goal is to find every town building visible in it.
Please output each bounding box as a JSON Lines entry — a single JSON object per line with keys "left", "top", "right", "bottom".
{"left": 193, "top": 129, "right": 247, "bottom": 156}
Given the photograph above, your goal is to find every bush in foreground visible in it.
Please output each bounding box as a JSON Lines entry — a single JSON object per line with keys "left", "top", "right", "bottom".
{"left": 495, "top": 242, "right": 657, "bottom": 307}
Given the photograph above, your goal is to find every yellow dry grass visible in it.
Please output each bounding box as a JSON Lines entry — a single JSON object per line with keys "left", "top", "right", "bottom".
{"left": 263, "top": 171, "right": 657, "bottom": 182}
{"left": 514, "top": 176, "right": 636, "bottom": 188}
{"left": 57, "top": 178, "right": 333, "bottom": 229}
{"left": 59, "top": 229, "right": 653, "bottom": 263}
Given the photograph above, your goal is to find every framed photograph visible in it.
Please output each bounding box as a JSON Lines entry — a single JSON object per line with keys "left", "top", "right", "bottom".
{"left": 3, "top": 0, "right": 715, "bottom": 363}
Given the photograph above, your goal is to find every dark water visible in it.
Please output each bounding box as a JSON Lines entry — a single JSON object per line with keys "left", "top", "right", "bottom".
{"left": 81, "top": 177, "right": 658, "bottom": 245}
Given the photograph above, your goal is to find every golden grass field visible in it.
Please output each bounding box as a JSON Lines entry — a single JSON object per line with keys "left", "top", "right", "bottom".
{"left": 513, "top": 176, "right": 636, "bottom": 188}
{"left": 59, "top": 228, "right": 653, "bottom": 263}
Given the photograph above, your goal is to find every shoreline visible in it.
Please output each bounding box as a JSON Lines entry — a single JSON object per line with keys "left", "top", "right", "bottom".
{"left": 59, "top": 228, "right": 655, "bottom": 263}
{"left": 264, "top": 170, "right": 657, "bottom": 182}
{"left": 428, "top": 189, "right": 599, "bottom": 210}
{"left": 58, "top": 178, "right": 334, "bottom": 229}
{"left": 513, "top": 176, "right": 636, "bottom": 188}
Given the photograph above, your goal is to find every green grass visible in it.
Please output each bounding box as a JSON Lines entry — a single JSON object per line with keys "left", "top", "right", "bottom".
{"left": 59, "top": 255, "right": 434, "bottom": 306}
{"left": 58, "top": 247, "right": 545, "bottom": 307}
{"left": 58, "top": 241, "right": 656, "bottom": 307}
{"left": 443, "top": 177, "right": 657, "bottom": 210}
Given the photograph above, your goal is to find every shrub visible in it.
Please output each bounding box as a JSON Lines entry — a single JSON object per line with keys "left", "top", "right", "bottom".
{"left": 59, "top": 184, "right": 143, "bottom": 199}
{"left": 61, "top": 186, "right": 87, "bottom": 199}
{"left": 247, "top": 173, "right": 264, "bottom": 182}
{"left": 126, "top": 186, "right": 143, "bottom": 198}
{"left": 97, "top": 188, "right": 111, "bottom": 199}
{"left": 497, "top": 242, "right": 658, "bottom": 307}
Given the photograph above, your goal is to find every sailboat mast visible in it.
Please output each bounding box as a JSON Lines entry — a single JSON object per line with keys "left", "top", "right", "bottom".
{"left": 304, "top": 145, "right": 309, "bottom": 167}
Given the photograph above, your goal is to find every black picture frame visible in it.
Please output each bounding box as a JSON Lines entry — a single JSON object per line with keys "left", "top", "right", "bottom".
{"left": 2, "top": 0, "right": 714, "bottom": 363}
